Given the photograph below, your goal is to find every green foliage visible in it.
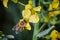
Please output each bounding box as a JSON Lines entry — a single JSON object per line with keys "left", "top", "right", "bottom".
{"left": 11, "top": 0, "right": 18, "bottom": 3}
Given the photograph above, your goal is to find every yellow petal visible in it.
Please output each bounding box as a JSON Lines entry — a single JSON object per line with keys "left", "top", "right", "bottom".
{"left": 29, "top": 13, "right": 39, "bottom": 23}
{"left": 44, "top": 17, "right": 50, "bottom": 23}
{"left": 44, "top": 16, "right": 51, "bottom": 23}
{"left": 25, "top": 4, "right": 32, "bottom": 10}
{"left": 48, "top": 4, "right": 52, "bottom": 10}
{"left": 28, "top": 0, "right": 33, "bottom": 5}
{"left": 52, "top": 2, "right": 59, "bottom": 9}
{"left": 25, "top": 23, "right": 31, "bottom": 30}
{"left": 34, "top": 6, "right": 41, "bottom": 11}
{"left": 49, "top": 12, "right": 54, "bottom": 17}
{"left": 50, "top": 30, "right": 58, "bottom": 38}
{"left": 51, "top": 38, "right": 57, "bottom": 40}
{"left": 31, "top": 9, "right": 35, "bottom": 15}
{"left": 48, "top": 0, "right": 59, "bottom": 10}
{"left": 3, "top": 0, "right": 8, "bottom": 8}
{"left": 53, "top": 0, "right": 59, "bottom": 3}
{"left": 22, "top": 9, "right": 31, "bottom": 21}
{"left": 53, "top": 11, "right": 60, "bottom": 15}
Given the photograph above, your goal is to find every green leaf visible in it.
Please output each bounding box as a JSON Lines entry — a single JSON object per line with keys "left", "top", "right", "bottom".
{"left": 44, "top": 35, "right": 50, "bottom": 40}
{"left": 11, "top": 0, "right": 18, "bottom": 3}
{"left": 50, "top": 17, "right": 57, "bottom": 25}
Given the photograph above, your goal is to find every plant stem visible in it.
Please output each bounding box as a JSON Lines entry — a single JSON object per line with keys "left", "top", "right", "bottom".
{"left": 32, "top": 0, "right": 39, "bottom": 40}
{"left": 38, "top": 23, "right": 46, "bottom": 32}
{"left": 32, "top": 23, "right": 39, "bottom": 40}
{"left": 18, "top": 2, "right": 25, "bottom": 6}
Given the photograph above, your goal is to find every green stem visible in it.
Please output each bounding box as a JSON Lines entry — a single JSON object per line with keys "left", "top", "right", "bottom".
{"left": 39, "top": 23, "right": 46, "bottom": 32}
{"left": 18, "top": 2, "right": 25, "bottom": 6}
{"left": 32, "top": 0, "right": 39, "bottom": 40}
{"left": 32, "top": 23, "right": 39, "bottom": 40}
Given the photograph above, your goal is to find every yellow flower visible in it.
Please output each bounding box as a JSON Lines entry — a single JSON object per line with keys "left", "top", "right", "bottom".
{"left": 45, "top": 0, "right": 59, "bottom": 23}
{"left": 29, "top": 13, "right": 39, "bottom": 23}
{"left": 44, "top": 16, "right": 51, "bottom": 23}
{"left": 48, "top": 12, "right": 54, "bottom": 17}
{"left": 28, "top": 0, "right": 33, "bottom": 5}
{"left": 57, "top": 33, "right": 60, "bottom": 38}
{"left": 22, "top": 0, "right": 40, "bottom": 23}
{"left": 18, "top": 0, "right": 41, "bottom": 31}
{"left": 51, "top": 38, "right": 57, "bottom": 40}
{"left": 48, "top": 0, "right": 59, "bottom": 10}
{"left": 22, "top": 9, "right": 31, "bottom": 21}
{"left": 3, "top": 0, "right": 8, "bottom": 8}
{"left": 48, "top": 4, "right": 52, "bottom": 10}
{"left": 50, "top": 30, "right": 60, "bottom": 40}
{"left": 25, "top": 23, "right": 31, "bottom": 30}
{"left": 22, "top": 9, "right": 39, "bottom": 30}
{"left": 48, "top": 10, "right": 60, "bottom": 17}
{"left": 53, "top": 11, "right": 60, "bottom": 15}
{"left": 22, "top": 13, "right": 39, "bottom": 30}
{"left": 22, "top": 9, "right": 39, "bottom": 23}
{"left": 33, "top": 6, "right": 41, "bottom": 11}
{"left": 52, "top": 0, "right": 59, "bottom": 9}
{"left": 50, "top": 30, "right": 58, "bottom": 39}
{"left": 25, "top": 4, "right": 33, "bottom": 10}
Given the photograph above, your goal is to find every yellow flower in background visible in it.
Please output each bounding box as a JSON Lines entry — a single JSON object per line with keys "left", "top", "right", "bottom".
{"left": 48, "top": 10, "right": 60, "bottom": 17}
{"left": 3, "top": 0, "right": 8, "bottom": 8}
{"left": 57, "top": 33, "right": 60, "bottom": 38}
{"left": 53, "top": 11, "right": 60, "bottom": 15}
{"left": 48, "top": 0, "right": 59, "bottom": 10}
{"left": 50, "top": 30, "right": 58, "bottom": 40}
{"left": 44, "top": 16, "right": 51, "bottom": 23}
{"left": 50, "top": 30, "right": 60, "bottom": 40}
{"left": 45, "top": 0, "right": 59, "bottom": 23}
{"left": 52, "top": 0, "right": 59, "bottom": 9}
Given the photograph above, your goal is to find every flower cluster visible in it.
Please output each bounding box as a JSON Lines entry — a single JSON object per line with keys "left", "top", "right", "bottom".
{"left": 48, "top": 0, "right": 60, "bottom": 17}
{"left": 13, "top": 0, "right": 41, "bottom": 32}
{"left": 44, "top": 0, "right": 60, "bottom": 23}
{"left": 20, "top": 0, "right": 41, "bottom": 30}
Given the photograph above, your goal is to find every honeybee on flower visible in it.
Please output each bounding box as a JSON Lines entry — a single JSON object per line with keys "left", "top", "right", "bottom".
{"left": 12, "top": 0, "right": 41, "bottom": 34}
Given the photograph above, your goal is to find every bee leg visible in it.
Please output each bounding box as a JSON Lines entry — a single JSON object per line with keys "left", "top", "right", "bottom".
{"left": 12, "top": 26, "right": 16, "bottom": 31}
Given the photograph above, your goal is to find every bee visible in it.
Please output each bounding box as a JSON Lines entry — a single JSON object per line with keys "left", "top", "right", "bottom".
{"left": 12, "top": 19, "right": 27, "bottom": 34}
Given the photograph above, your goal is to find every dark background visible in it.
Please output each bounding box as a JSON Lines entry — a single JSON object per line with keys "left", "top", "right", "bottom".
{"left": 0, "top": 0, "right": 33, "bottom": 40}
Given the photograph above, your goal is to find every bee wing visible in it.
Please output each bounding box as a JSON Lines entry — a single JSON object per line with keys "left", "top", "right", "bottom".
{"left": 12, "top": 26, "right": 16, "bottom": 31}
{"left": 12, "top": 26, "right": 19, "bottom": 34}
